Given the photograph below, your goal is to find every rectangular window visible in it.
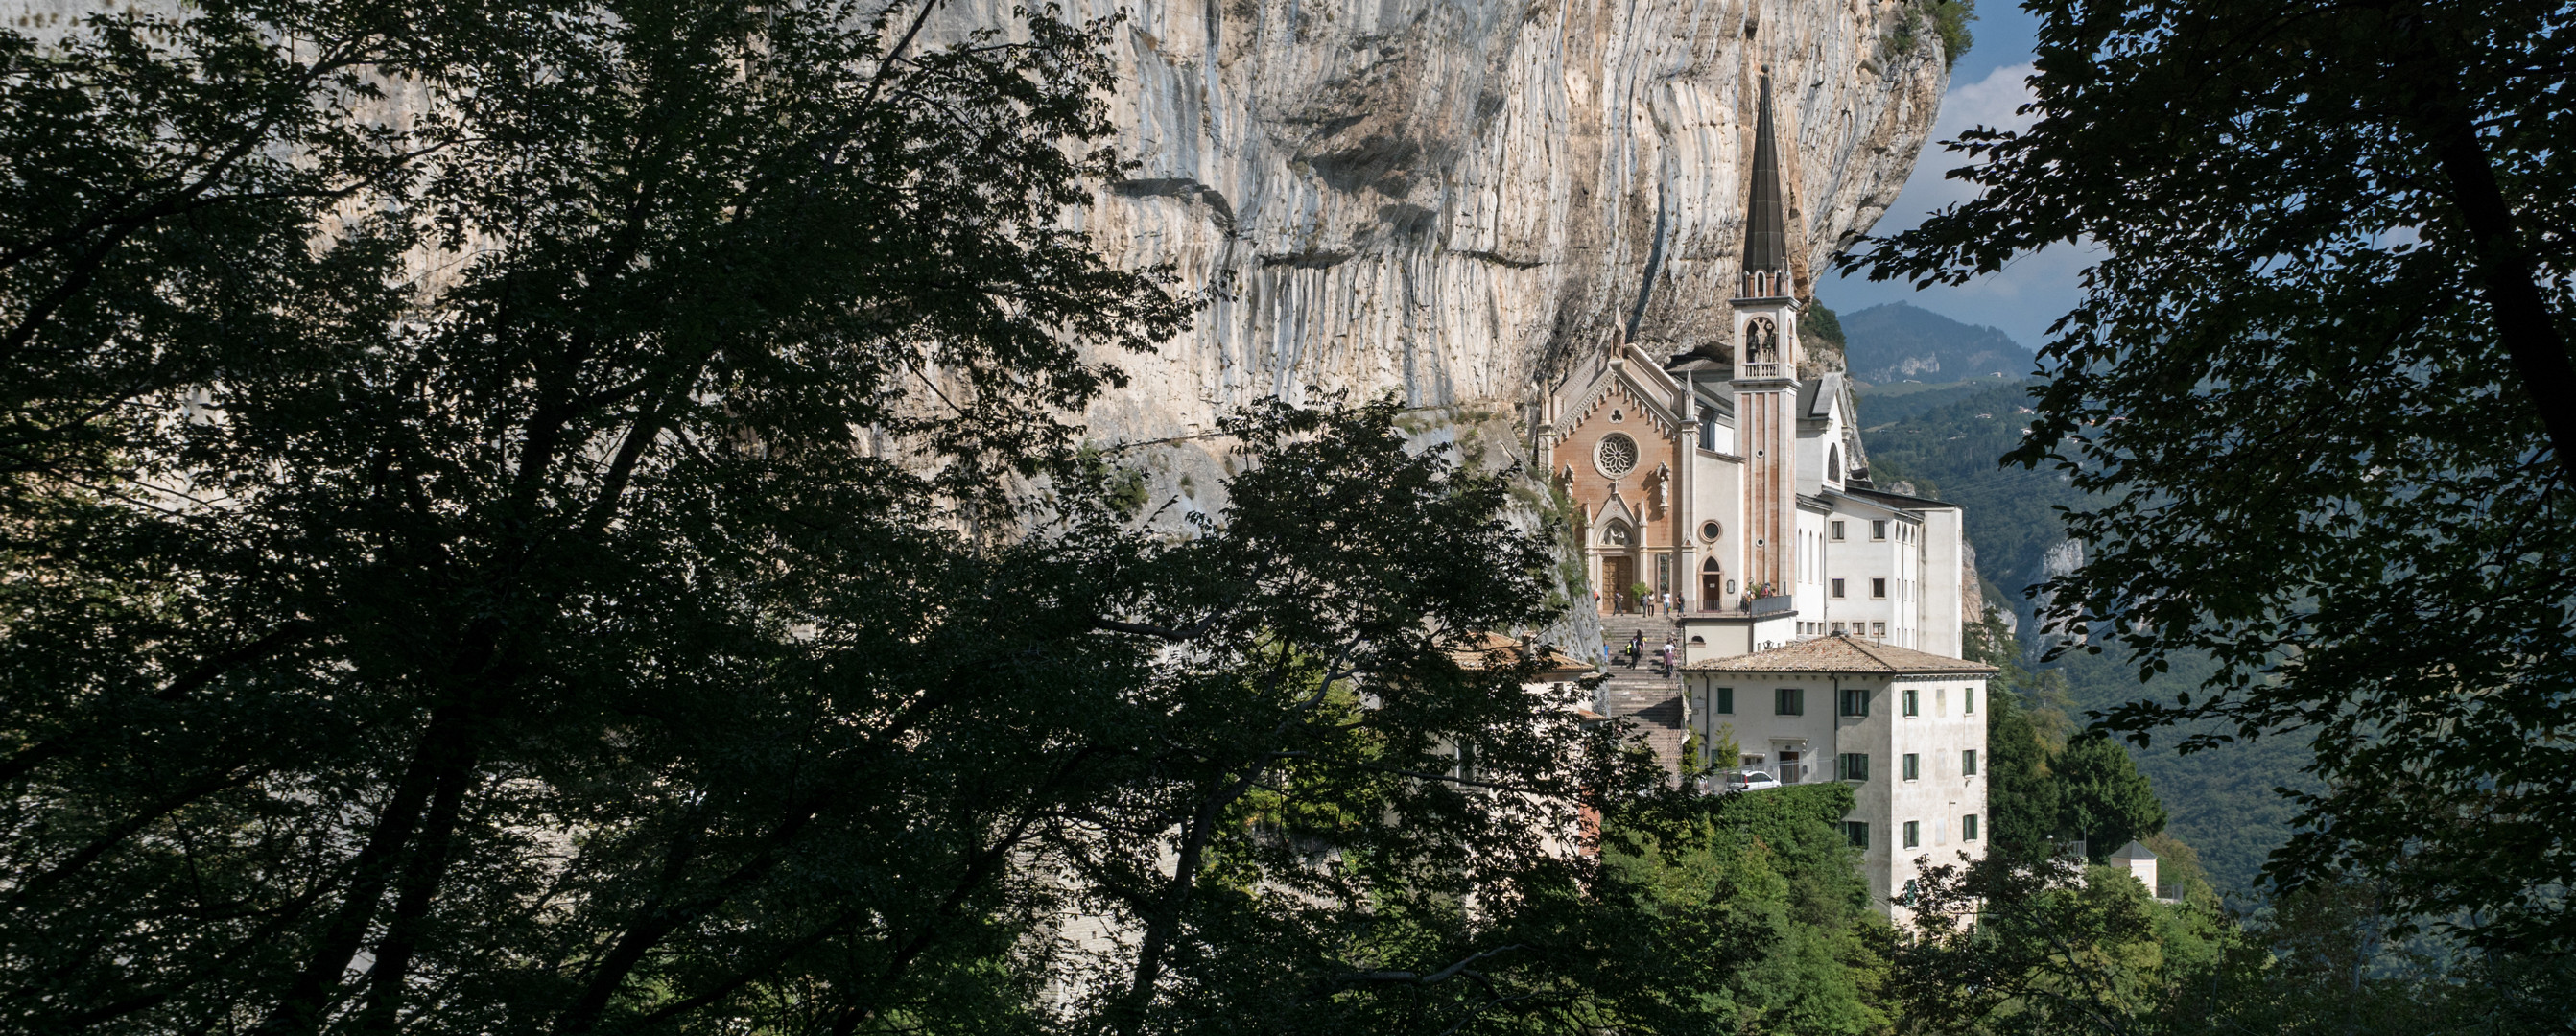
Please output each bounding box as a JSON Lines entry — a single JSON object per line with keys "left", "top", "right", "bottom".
{"left": 1775, "top": 688, "right": 1804, "bottom": 716}
{"left": 1902, "top": 753, "right": 1920, "bottom": 780}
{"left": 1963, "top": 814, "right": 1980, "bottom": 841}
{"left": 1839, "top": 688, "right": 1869, "bottom": 717}
{"left": 1713, "top": 687, "right": 1735, "bottom": 715}
{"left": 1837, "top": 753, "right": 1870, "bottom": 781}
{"left": 1872, "top": 520, "right": 1889, "bottom": 540}
{"left": 1843, "top": 821, "right": 1869, "bottom": 849}
{"left": 1871, "top": 578, "right": 1887, "bottom": 600}
{"left": 1964, "top": 749, "right": 1980, "bottom": 775}
{"left": 1903, "top": 821, "right": 1921, "bottom": 849}
{"left": 1937, "top": 688, "right": 1948, "bottom": 715}
{"left": 1831, "top": 577, "right": 1846, "bottom": 599}
{"left": 1831, "top": 520, "right": 1847, "bottom": 540}
{"left": 1902, "top": 689, "right": 1920, "bottom": 716}
{"left": 1964, "top": 687, "right": 1975, "bottom": 714}
{"left": 1831, "top": 622, "right": 1846, "bottom": 635}
{"left": 1874, "top": 621, "right": 1888, "bottom": 637}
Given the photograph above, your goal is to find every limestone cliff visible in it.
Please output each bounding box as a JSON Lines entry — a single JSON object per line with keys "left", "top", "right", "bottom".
{"left": 8, "top": 0, "right": 1946, "bottom": 441}
{"left": 941, "top": 0, "right": 1952, "bottom": 441}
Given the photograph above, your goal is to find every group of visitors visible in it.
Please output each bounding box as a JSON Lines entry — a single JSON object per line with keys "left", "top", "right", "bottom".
{"left": 1609, "top": 632, "right": 1680, "bottom": 676}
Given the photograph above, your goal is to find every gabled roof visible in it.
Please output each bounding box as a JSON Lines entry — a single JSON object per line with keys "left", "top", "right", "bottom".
{"left": 2110, "top": 840, "right": 2158, "bottom": 861}
{"left": 1817, "top": 488, "right": 1924, "bottom": 521}
{"left": 1796, "top": 373, "right": 1846, "bottom": 420}
{"left": 1682, "top": 633, "right": 1997, "bottom": 675}
{"left": 1553, "top": 340, "right": 1685, "bottom": 438}
{"left": 1845, "top": 485, "right": 1960, "bottom": 511}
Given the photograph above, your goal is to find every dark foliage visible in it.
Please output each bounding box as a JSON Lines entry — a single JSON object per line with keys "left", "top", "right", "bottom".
{"left": 1849, "top": 0, "right": 2576, "bottom": 950}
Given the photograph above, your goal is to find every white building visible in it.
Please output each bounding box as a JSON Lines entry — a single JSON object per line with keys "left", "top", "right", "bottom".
{"left": 1678, "top": 637, "right": 1993, "bottom": 906}
{"left": 1535, "top": 73, "right": 1993, "bottom": 909}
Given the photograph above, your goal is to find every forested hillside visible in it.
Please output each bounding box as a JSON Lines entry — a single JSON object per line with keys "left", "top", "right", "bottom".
{"left": 1838, "top": 302, "right": 2034, "bottom": 384}
{"left": 1853, "top": 379, "right": 2306, "bottom": 898}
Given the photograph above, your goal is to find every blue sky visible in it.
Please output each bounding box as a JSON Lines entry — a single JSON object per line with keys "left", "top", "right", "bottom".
{"left": 1824, "top": 3, "right": 2086, "bottom": 352}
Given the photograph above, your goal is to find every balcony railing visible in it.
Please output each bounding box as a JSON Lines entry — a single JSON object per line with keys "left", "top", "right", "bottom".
{"left": 1737, "top": 362, "right": 1784, "bottom": 379}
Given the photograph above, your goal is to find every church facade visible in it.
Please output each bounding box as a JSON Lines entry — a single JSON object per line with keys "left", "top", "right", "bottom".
{"left": 1534, "top": 74, "right": 1989, "bottom": 907}
{"left": 1536, "top": 75, "right": 1969, "bottom": 664}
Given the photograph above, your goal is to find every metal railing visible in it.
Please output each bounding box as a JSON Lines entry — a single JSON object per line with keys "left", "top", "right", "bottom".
{"left": 1687, "top": 597, "right": 1793, "bottom": 617}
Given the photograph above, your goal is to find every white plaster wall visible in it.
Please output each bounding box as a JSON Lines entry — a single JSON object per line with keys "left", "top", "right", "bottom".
{"left": 1885, "top": 673, "right": 1988, "bottom": 906}
{"left": 1918, "top": 505, "right": 1966, "bottom": 657}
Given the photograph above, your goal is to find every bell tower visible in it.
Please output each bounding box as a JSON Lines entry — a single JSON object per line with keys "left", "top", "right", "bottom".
{"left": 1732, "top": 73, "right": 1802, "bottom": 595}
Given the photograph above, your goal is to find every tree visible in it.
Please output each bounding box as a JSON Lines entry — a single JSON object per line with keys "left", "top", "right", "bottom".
{"left": 2053, "top": 736, "right": 2167, "bottom": 864}
{"left": 1985, "top": 683, "right": 2066, "bottom": 859}
{"left": 1595, "top": 784, "right": 1894, "bottom": 1035}
{"left": 1967, "top": 605, "right": 2064, "bottom": 858}
{"left": 1896, "top": 853, "right": 2178, "bottom": 1036}
{"left": 1, "top": 1, "right": 1198, "bottom": 1029}
{"left": 0, "top": 5, "right": 1765, "bottom": 1031}
{"left": 1848, "top": 0, "right": 2576, "bottom": 949}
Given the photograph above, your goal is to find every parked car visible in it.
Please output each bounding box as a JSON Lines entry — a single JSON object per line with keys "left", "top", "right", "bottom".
{"left": 1721, "top": 770, "right": 1782, "bottom": 792}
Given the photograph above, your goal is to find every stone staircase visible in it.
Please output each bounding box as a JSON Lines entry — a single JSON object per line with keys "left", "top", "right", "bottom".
{"left": 1591, "top": 611, "right": 1687, "bottom": 768}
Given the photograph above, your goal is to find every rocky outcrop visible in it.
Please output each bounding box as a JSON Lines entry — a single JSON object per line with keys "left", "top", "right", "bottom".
{"left": 937, "top": 0, "right": 1951, "bottom": 440}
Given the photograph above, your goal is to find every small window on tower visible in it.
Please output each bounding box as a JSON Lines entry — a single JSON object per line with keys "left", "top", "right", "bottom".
{"left": 1903, "top": 821, "right": 1921, "bottom": 849}
{"left": 1902, "top": 753, "right": 1920, "bottom": 780}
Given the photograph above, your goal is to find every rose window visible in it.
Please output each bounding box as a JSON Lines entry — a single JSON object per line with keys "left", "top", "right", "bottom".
{"left": 1595, "top": 433, "right": 1639, "bottom": 477}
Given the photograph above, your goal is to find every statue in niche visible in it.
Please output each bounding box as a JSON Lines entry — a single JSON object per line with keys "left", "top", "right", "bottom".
{"left": 1745, "top": 318, "right": 1778, "bottom": 364}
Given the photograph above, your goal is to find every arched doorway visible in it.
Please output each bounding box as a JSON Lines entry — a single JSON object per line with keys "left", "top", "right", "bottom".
{"left": 1700, "top": 556, "right": 1724, "bottom": 612}
{"left": 1600, "top": 520, "right": 1635, "bottom": 613}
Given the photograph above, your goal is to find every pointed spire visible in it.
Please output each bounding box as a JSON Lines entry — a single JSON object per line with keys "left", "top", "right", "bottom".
{"left": 1740, "top": 73, "right": 1788, "bottom": 287}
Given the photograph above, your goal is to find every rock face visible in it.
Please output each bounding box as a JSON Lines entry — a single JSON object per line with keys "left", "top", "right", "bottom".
{"left": 939, "top": 0, "right": 1951, "bottom": 440}
{"left": 9, "top": 0, "right": 1945, "bottom": 442}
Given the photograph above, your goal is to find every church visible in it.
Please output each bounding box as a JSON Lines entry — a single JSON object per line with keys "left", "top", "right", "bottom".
{"left": 1534, "top": 75, "right": 1991, "bottom": 906}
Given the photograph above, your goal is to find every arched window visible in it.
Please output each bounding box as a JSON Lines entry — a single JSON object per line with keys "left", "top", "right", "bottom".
{"left": 1702, "top": 556, "right": 1722, "bottom": 572}
{"left": 1827, "top": 445, "right": 1841, "bottom": 482}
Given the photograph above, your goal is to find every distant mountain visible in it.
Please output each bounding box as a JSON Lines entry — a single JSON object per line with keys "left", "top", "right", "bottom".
{"left": 1851, "top": 378, "right": 2305, "bottom": 899}
{"left": 1838, "top": 302, "right": 2034, "bottom": 384}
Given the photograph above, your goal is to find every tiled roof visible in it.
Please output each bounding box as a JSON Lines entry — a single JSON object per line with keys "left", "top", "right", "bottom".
{"left": 1450, "top": 633, "right": 1595, "bottom": 679}
{"left": 1681, "top": 634, "right": 1997, "bottom": 675}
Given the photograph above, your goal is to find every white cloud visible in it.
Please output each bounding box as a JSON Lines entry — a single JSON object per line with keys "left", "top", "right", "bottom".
{"left": 1881, "top": 63, "right": 2038, "bottom": 234}
{"left": 1827, "top": 63, "right": 2099, "bottom": 350}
